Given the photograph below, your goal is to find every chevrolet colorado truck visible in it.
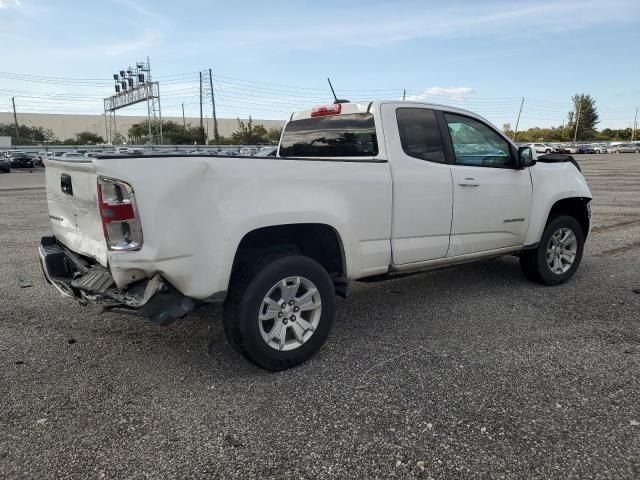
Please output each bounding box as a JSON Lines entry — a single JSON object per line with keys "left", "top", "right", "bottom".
{"left": 39, "top": 101, "right": 592, "bottom": 370}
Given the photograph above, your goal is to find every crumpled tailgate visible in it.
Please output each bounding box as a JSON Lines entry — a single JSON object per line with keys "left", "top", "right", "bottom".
{"left": 43, "top": 159, "right": 108, "bottom": 266}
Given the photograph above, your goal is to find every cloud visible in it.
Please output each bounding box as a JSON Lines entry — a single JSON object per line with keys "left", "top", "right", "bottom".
{"left": 204, "top": 0, "right": 640, "bottom": 50}
{"left": 0, "top": 0, "right": 20, "bottom": 8}
{"left": 406, "top": 87, "right": 476, "bottom": 101}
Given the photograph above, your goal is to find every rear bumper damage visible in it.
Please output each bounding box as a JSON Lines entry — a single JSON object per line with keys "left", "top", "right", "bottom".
{"left": 38, "top": 236, "right": 194, "bottom": 325}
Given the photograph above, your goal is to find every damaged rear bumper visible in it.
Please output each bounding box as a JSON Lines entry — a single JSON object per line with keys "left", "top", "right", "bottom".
{"left": 38, "top": 236, "right": 194, "bottom": 325}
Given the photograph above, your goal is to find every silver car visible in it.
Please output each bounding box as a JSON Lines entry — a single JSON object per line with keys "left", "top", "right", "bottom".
{"left": 612, "top": 144, "right": 640, "bottom": 153}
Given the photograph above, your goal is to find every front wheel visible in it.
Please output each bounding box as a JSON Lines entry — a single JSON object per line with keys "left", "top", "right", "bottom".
{"left": 519, "top": 215, "right": 585, "bottom": 285}
{"left": 223, "top": 254, "right": 336, "bottom": 370}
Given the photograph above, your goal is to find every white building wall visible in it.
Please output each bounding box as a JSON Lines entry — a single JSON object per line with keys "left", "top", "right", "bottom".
{"left": 0, "top": 112, "right": 285, "bottom": 142}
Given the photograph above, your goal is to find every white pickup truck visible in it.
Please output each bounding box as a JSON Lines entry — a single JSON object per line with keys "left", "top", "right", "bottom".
{"left": 39, "top": 101, "right": 592, "bottom": 370}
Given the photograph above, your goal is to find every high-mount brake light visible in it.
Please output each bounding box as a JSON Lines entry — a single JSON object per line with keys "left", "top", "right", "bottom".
{"left": 311, "top": 103, "right": 342, "bottom": 117}
{"left": 97, "top": 177, "right": 143, "bottom": 251}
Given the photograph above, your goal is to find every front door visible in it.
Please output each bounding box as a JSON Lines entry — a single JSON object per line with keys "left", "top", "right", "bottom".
{"left": 441, "top": 112, "right": 532, "bottom": 256}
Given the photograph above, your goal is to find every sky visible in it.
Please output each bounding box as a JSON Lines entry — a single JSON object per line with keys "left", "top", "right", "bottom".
{"left": 0, "top": 0, "right": 639, "bottom": 130}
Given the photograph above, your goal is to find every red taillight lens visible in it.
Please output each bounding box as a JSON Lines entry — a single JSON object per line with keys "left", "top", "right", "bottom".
{"left": 97, "top": 177, "right": 143, "bottom": 251}
{"left": 311, "top": 103, "right": 341, "bottom": 117}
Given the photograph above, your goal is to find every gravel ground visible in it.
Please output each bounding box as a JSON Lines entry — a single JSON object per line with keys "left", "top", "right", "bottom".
{"left": 0, "top": 155, "right": 639, "bottom": 479}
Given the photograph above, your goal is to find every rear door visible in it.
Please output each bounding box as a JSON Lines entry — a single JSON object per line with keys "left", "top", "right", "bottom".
{"left": 44, "top": 158, "right": 107, "bottom": 265}
{"left": 381, "top": 104, "right": 453, "bottom": 264}
{"left": 440, "top": 112, "right": 532, "bottom": 256}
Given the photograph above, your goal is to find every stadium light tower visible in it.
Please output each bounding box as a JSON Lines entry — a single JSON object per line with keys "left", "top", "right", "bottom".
{"left": 104, "top": 56, "right": 162, "bottom": 145}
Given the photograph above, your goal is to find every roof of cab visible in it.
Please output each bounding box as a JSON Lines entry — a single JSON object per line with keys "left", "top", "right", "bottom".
{"left": 289, "top": 100, "right": 481, "bottom": 122}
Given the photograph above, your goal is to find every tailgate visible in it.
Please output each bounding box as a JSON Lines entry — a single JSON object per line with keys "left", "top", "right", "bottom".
{"left": 44, "top": 159, "right": 108, "bottom": 266}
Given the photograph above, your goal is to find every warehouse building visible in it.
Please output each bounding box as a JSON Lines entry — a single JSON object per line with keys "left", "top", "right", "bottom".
{"left": 0, "top": 112, "right": 285, "bottom": 142}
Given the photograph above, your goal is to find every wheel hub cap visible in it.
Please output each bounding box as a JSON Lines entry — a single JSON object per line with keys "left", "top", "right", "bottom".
{"left": 258, "top": 276, "right": 322, "bottom": 351}
{"left": 546, "top": 227, "right": 578, "bottom": 274}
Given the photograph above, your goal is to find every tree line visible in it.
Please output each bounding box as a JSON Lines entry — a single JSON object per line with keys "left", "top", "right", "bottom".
{"left": 126, "top": 117, "right": 282, "bottom": 145}
{"left": 503, "top": 93, "right": 636, "bottom": 142}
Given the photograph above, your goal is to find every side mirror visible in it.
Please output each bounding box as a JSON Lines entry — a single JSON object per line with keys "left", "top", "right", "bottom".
{"left": 518, "top": 146, "right": 536, "bottom": 168}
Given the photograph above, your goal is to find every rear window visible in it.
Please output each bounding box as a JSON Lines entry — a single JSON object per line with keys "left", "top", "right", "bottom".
{"left": 279, "top": 113, "right": 378, "bottom": 158}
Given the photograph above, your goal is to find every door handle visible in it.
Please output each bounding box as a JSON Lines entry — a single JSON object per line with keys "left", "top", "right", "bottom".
{"left": 458, "top": 177, "right": 479, "bottom": 187}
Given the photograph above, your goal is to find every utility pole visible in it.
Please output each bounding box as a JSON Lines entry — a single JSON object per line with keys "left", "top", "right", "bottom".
{"left": 573, "top": 104, "right": 581, "bottom": 143}
{"left": 208, "top": 69, "right": 219, "bottom": 144}
{"left": 199, "top": 71, "right": 204, "bottom": 144}
{"left": 182, "top": 103, "right": 186, "bottom": 132}
{"left": 11, "top": 97, "right": 19, "bottom": 142}
{"left": 512, "top": 97, "right": 525, "bottom": 141}
{"left": 632, "top": 107, "right": 638, "bottom": 141}
{"left": 402, "top": 89, "right": 406, "bottom": 101}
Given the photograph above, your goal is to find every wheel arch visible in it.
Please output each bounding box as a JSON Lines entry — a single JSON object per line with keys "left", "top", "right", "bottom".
{"left": 546, "top": 197, "right": 591, "bottom": 239}
{"left": 230, "top": 223, "right": 349, "bottom": 297}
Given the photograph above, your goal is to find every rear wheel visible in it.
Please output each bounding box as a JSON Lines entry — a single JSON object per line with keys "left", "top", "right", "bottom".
{"left": 223, "top": 254, "right": 336, "bottom": 370}
{"left": 520, "top": 215, "right": 585, "bottom": 285}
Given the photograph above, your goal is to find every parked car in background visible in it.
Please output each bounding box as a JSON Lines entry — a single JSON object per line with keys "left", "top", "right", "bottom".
{"left": 239, "top": 146, "right": 259, "bottom": 156}
{"left": 9, "top": 154, "right": 35, "bottom": 168}
{"left": 254, "top": 146, "right": 277, "bottom": 157}
{"left": 527, "top": 143, "right": 554, "bottom": 154}
{"left": 563, "top": 144, "right": 580, "bottom": 154}
{"left": 592, "top": 144, "right": 608, "bottom": 154}
{"left": 0, "top": 156, "right": 10, "bottom": 173}
{"left": 577, "top": 145, "right": 595, "bottom": 154}
{"left": 60, "top": 152, "right": 86, "bottom": 160}
{"left": 554, "top": 145, "right": 572, "bottom": 154}
{"left": 612, "top": 144, "right": 640, "bottom": 153}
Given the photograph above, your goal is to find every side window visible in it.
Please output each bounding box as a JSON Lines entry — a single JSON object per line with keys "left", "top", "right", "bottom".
{"left": 444, "top": 113, "right": 514, "bottom": 168}
{"left": 396, "top": 108, "right": 445, "bottom": 163}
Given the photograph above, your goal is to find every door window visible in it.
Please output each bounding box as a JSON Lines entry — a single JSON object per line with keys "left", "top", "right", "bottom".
{"left": 396, "top": 108, "right": 445, "bottom": 163}
{"left": 444, "top": 113, "right": 514, "bottom": 168}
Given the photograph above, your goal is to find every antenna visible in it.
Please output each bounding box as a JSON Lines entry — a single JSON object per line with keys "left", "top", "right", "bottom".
{"left": 327, "top": 77, "right": 349, "bottom": 104}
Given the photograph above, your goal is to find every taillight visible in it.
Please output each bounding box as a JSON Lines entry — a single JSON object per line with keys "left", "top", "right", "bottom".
{"left": 97, "top": 177, "right": 143, "bottom": 251}
{"left": 311, "top": 103, "right": 341, "bottom": 117}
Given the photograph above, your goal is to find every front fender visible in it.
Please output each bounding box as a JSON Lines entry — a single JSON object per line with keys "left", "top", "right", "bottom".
{"left": 524, "top": 162, "right": 592, "bottom": 245}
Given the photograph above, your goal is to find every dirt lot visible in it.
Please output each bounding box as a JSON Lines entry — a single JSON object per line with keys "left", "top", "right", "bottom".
{"left": 1, "top": 155, "right": 639, "bottom": 479}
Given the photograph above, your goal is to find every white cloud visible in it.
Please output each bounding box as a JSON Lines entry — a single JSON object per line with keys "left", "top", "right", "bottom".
{"left": 204, "top": 0, "right": 640, "bottom": 50}
{"left": 0, "top": 0, "right": 20, "bottom": 8}
{"left": 406, "top": 87, "right": 476, "bottom": 101}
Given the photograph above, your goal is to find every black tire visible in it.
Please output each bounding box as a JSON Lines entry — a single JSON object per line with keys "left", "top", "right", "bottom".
{"left": 519, "top": 215, "right": 585, "bottom": 285}
{"left": 545, "top": 149, "right": 551, "bottom": 154}
{"left": 223, "top": 254, "right": 336, "bottom": 371}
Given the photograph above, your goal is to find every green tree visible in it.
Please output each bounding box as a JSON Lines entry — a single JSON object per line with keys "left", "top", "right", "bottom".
{"left": 267, "top": 127, "right": 283, "bottom": 144}
{"left": 502, "top": 123, "right": 514, "bottom": 138}
{"left": 111, "top": 132, "right": 127, "bottom": 145}
{"left": 229, "top": 117, "right": 269, "bottom": 144}
{"left": 0, "top": 123, "right": 57, "bottom": 144}
{"left": 567, "top": 93, "right": 599, "bottom": 141}
{"left": 74, "top": 131, "right": 104, "bottom": 144}
{"left": 127, "top": 120, "right": 203, "bottom": 144}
